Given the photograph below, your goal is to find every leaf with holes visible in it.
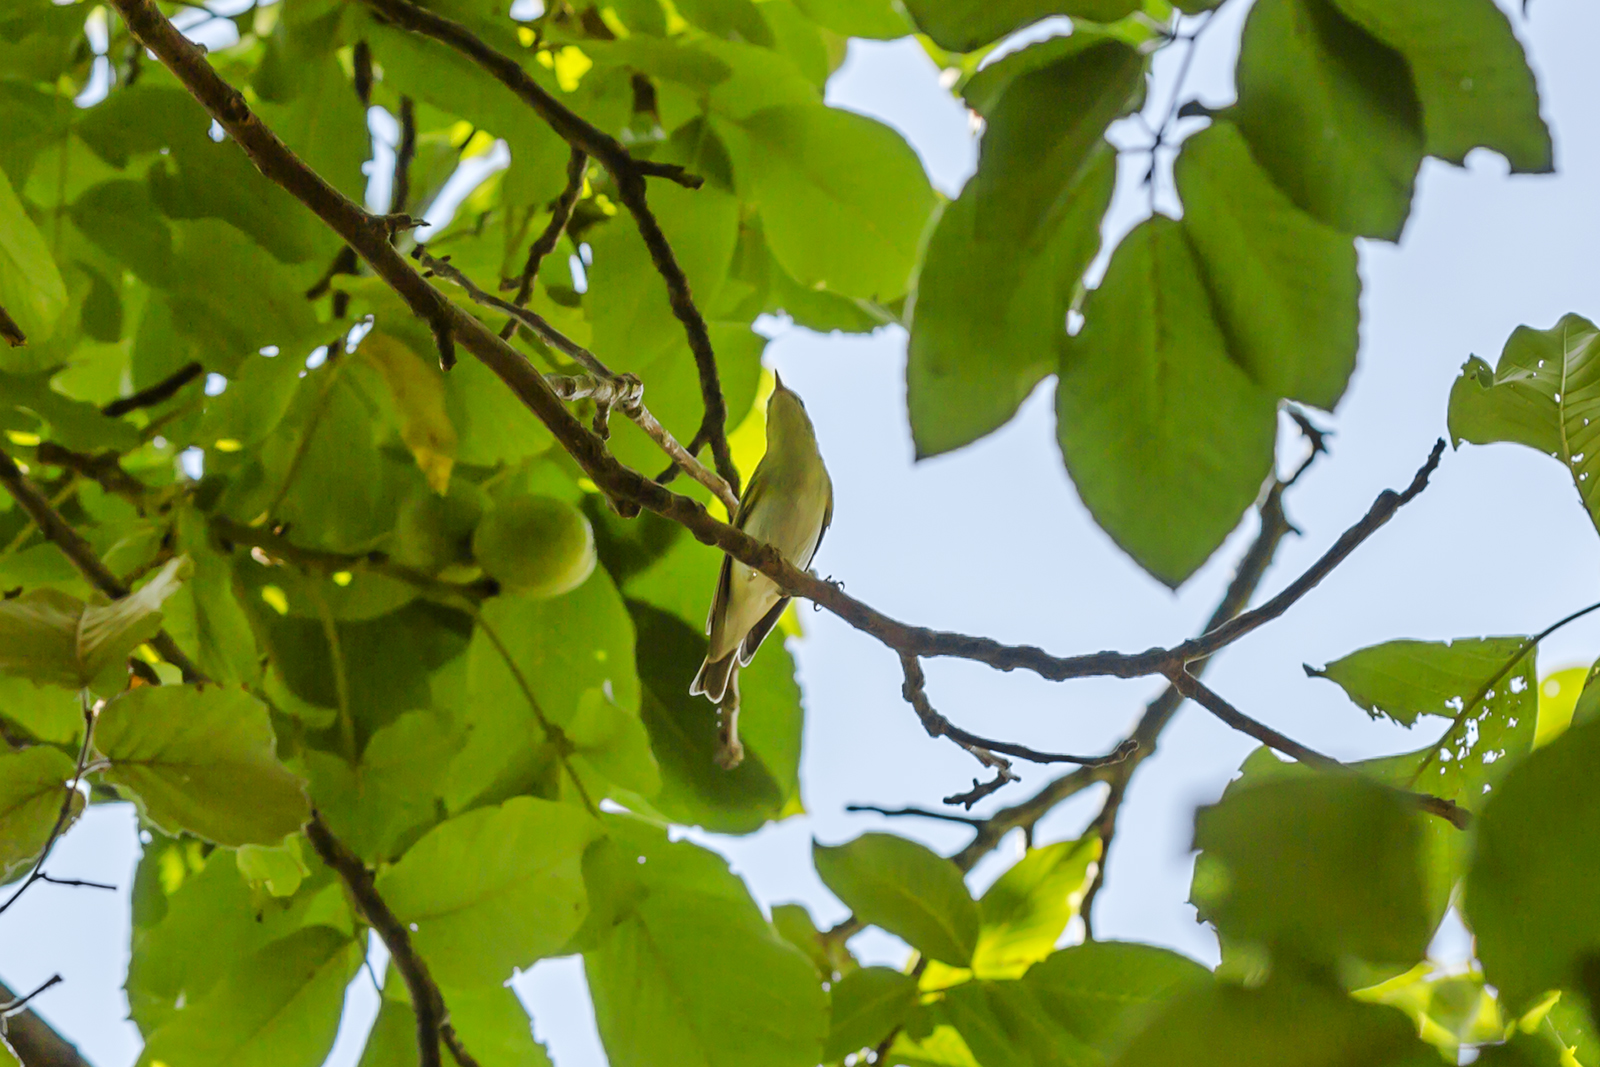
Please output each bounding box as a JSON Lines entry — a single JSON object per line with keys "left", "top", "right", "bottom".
{"left": 1449, "top": 314, "right": 1600, "bottom": 537}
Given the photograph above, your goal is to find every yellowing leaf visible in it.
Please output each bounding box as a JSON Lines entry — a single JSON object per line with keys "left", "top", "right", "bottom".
{"left": 1536, "top": 667, "right": 1587, "bottom": 748}
{"left": 360, "top": 332, "right": 458, "bottom": 495}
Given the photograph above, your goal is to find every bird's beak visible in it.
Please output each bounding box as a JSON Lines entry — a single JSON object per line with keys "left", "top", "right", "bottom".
{"left": 772, "top": 370, "right": 785, "bottom": 392}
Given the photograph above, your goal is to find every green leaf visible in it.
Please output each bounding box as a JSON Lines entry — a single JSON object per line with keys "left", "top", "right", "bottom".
{"left": 0, "top": 166, "right": 66, "bottom": 344}
{"left": 814, "top": 832, "right": 980, "bottom": 966}
{"left": 0, "top": 746, "right": 81, "bottom": 880}
{"left": 790, "top": 0, "right": 911, "bottom": 39}
{"left": 972, "top": 38, "right": 1142, "bottom": 250}
{"left": 907, "top": 144, "right": 1114, "bottom": 459}
{"left": 256, "top": 55, "right": 372, "bottom": 204}
{"left": 1232, "top": 0, "right": 1423, "bottom": 240}
{"left": 1447, "top": 315, "right": 1600, "bottom": 537}
{"left": 357, "top": 978, "right": 553, "bottom": 1067}
{"left": 445, "top": 574, "right": 638, "bottom": 811}
{"left": 305, "top": 709, "right": 457, "bottom": 863}
{"left": 825, "top": 967, "right": 920, "bottom": 1062}
{"left": 1191, "top": 775, "right": 1430, "bottom": 967}
{"left": 236, "top": 837, "right": 310, "bottom": 898}
{"left": 902, "top": 0, "right": 1139, "bottom": 52}
{"left": 1311, "top": 637, "right": 1533, "bottom": 728}
{"left": 163, "top": 508, "right": 260, "bottom": 687}
{"left": 1329, "top": 0, "right": 1551, "bottom": 171}
{"left": 1465, "top": 718, "right": 1600, "bottom": 1012}
{"left": 626, "top": 601, "right": 803, "bottom": 834}
{"left": 374, "top": 796, "right": 599, "bottom": 988}
{"left": 585, "top": 815, "right": 828, "bottom": 1067}
{"left": 567, "top": 686, "right": 662, "bottom": 799}
{"left": 738, "top": 103, "right": 936, "bottom": 301}
{"left": 125, "top": 846, "right": 352, "bottom": 1033}
{"left": 1021, "top": 942, "right": 1213, "bottom": 1058}
{"left": 1109, "top": 971, "right": 1433, "bottom": 1067}
{"left": 1057, "top": 216, "right": 1277, "bottom": 587}
{"left": 971, "top": 836, "right": 1099, "bottom": 979}
{"left": 96, "top": 683, "right": 311, "bottom": 847}
{"left": 1175, "top": 121, "right": 1359, "bottom": 409}
{"left": 140, "top": 925, "right": 360, "bottom": 1067}
{"left": 0, "top": 672, "right": 82, "bottom": 744}
{"left": 0, "top": 555, "right": 186, "bottom": 691}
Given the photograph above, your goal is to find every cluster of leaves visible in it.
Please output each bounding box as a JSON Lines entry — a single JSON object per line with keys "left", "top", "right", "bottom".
{"left": 0, "top": 0, "right": 1593, "bottom": 1065}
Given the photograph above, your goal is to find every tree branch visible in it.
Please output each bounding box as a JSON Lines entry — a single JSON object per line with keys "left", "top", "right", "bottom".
{"left": 500, "top": 145, "right": 586, "bottom": 334}
{"left": 0, "top": 977, "right": 89, "bottom": 1067}
{"left": 106, "top": 0, "right": 1441, "bottom": 701}
{"left": 359, "top": 0, "right": 739, "bottom": 491}
{"left": 305, "top": 816, "right": 479, "bottom": 1067}
{"left": 0, "top": 305, "right": 26, "bottom": 348}
{"left": 101, "top": 361, "right": 204, "bottom": 418}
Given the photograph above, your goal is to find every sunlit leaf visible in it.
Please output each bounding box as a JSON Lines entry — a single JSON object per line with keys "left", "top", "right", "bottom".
{"left": 815, "top": 832, "right": 980, "bottom": 966}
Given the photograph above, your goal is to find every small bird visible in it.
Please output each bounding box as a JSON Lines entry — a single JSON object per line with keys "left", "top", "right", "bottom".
{"left": 691, "top": 373, "right": 833, "bottom": 766}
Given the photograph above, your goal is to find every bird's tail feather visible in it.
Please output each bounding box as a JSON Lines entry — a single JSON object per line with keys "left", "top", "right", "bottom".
{"left": 690, "top": 653, "right": 736, "bottom": 704}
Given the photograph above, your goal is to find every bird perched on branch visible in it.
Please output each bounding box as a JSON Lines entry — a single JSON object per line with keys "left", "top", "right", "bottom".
{"left": 691, "top": 372, "right": 833, "bottom": 768}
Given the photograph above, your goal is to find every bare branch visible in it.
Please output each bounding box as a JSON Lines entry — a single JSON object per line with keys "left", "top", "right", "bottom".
{"left": 844, "top": 803, "right": 984, "bottom": 828}
{"left": 101, "top": 361, "right": 204, "bottom": 418}
{"left": 501, "top": 146, "right": 587, "bottom": 331}
{"left": 1, "top": 976, "right": 63, "bottom": 1017}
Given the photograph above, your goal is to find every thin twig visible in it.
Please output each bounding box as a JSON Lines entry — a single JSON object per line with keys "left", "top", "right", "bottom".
{"left": 101, "top": 361, "right": 203, "bottom": 418}
{"left": 844, "top": 804, "right": 984, "bottom": 828}
{"left": 391, "top": 95, "right": 416, "bottom": 218}
{"left": 500, "top": 146, "right": 587, "bottom": 336}
{"left": 1, "top": 975, "right": 63, "bottom": 1018}
{"left": 0, "top": 694, "right": 95, "bottom": 918}
{"left": 35, "top": 874, "right": 116, "bottom": 892}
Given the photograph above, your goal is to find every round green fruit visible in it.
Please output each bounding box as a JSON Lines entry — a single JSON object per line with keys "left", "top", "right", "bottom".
{"left": 472, "top": 495, "right": 596, "bottom": 597}
{"left": 390, "top": 489, "right": 481, "bottom": 574}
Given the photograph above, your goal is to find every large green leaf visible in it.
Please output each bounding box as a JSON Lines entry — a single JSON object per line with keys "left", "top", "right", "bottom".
{"left": 0, "top": 166, "right": 66, "bottom": 344}
{"left": 902, "top": 0, "right": 1139, "bottom": 52}
{"left": 374, "top": 796, "right": 599, "bottom": 988}
{"left": 1057, "top": 216, "right": 1277, "bottom": 587}
{"left": 906, "top": 136, "right": 1115, "bottom": 459}
{"left": 971, "top": 38, "right": 1142, "bottom": 250}
{"left": 0, "top": 746, "right": 81, "bottom": 881}
{"left": 96, "top": 683, "right": 311, "bottom": 847}
{"left": 1191, "top": 776, "right": 1430, "bottom": 967}
{"left": 585, "top": 816, "right": 827, "bottom": 1067}
{"left": 1311, "top": 636, "right": 1533, "bottom": 727}
{"left": 0, "top": 555, "right": 186, "bottom": 692}
{"left": 1110, "top": 972, "right": 1433, "bottom": 1067}
{"left": 1448, "top": 314, "right": 1600, "bottom": 536}
{"left": 139, "top": 926, "right": 359, "bottom": 1067}
{"left": 627, "top": 601, "right": 803, "bottom": 834}
{"left": 970, "top": 836, "right": 1099, "bottom": 979}
{"left": 737, "top": 103, "right": 936, "bottom": 301}
{"left": 1465, "top": 717, "right": 1600, "bottom": 1012}
{"left": 125, "top": 847, "right": 350, "bottom": 1034}
{"left": 814, "top": 832, "right": 980, "bottom": 966}
{"left": 790, "top": 0, "right": 911, "bottom": 39}
{"left": 1329, "top": 0, "right": 1551, "bottom": 171}
{"left": 825, "top": 967, "right": 919, "bottom": 1062}
{"left": 1232, "top": 0, "right": 1423, "bottom": 240}
{"left": 1176, "top": 121, "right": 1359, "bottom": 409}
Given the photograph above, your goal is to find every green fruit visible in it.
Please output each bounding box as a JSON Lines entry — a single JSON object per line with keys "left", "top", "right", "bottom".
{"left": 472, "top": 495, "right": 596, "bottom": 597}
{"left": 390, "top": 488, "right": 481, "bottom": 574}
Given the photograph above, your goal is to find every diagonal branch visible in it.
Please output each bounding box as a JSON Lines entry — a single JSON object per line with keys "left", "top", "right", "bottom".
{"left": 359, "top": 0, "right": 740, "bottom": 492}
{"left": 0, "top": 976, "right": 89, "bottom": 1067}
{"left": 501, "top": 145, "right": 587, "bottom": 336}
{"left": 107, "top": 0, "right": 1440, "bottom": 698}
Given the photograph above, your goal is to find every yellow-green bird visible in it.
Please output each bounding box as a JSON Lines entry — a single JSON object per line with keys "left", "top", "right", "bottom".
{"left": 691, "top": 374, "right": 833, "bottom": 762}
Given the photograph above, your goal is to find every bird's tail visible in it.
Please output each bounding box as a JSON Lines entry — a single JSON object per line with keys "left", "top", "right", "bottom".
{"left": 689, "top": 653, "right": 736, "bottom": 704}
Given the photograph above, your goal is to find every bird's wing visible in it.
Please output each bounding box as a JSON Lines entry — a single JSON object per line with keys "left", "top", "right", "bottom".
{"left": 738, "top": 596, "right": 791, "bottom": 666}
{"left": 803, "top": 470, "right": 835, "bottom": 570}
{"left": 705, "top": 551, "right": 733, "bottom": 638}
